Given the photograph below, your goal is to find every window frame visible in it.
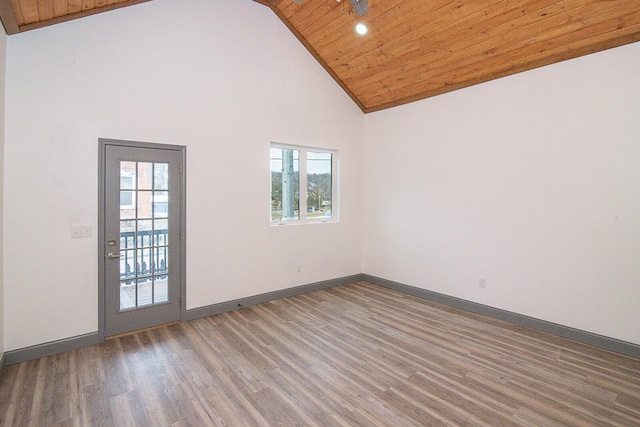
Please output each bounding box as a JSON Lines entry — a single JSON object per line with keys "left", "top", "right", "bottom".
{"left": 270, "top": 142, "right": 338, "bottom": 226}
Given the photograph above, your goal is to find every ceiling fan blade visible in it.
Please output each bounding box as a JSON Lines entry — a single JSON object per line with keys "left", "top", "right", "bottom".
{"left": 350, "top": 0, "right": 369, "bottom": 15}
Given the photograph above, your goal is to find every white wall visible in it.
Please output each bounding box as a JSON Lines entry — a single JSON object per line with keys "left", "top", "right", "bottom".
{"left": 4, "top": 0, "right": 638, "bottom": 353}
{"left": 3, "top": 0, "right": 363, "bottom": 351}
{"left": 0, "top": 27, "right": 6, "bottom": 358}
{"left": 363, "top": 42, "right": 640, "bottom": 345}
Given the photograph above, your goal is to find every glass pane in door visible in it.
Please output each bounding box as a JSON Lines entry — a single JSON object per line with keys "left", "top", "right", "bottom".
{"left": 119, "top": 160, "right": 171, "bottom": 311}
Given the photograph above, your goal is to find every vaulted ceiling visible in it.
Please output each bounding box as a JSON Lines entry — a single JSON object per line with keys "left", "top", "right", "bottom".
{"left": 1, "top": 0, "right": 639, "bottom": 113}
{"left": 0, "top": 0, "right": 150, "bottom": 34}
{"left": 260, "top": 0, "right": 640, "bottom": 112}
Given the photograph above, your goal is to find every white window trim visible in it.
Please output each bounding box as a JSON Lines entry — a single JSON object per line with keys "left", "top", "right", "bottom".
{"left": 271, "top": 142, "right": 339, "bottom": 226}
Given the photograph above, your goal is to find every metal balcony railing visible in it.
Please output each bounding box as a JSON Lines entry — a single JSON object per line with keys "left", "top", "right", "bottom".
{"left": 119, "top": 229, "right": 168, "bottom": 284}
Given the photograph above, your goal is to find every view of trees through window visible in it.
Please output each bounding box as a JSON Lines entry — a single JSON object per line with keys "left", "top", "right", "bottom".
{"left": 271, "top": 146, "right": 333, "bottom": 222}
{"left": 306, "top": 152, "right": 332, "bottom": 216}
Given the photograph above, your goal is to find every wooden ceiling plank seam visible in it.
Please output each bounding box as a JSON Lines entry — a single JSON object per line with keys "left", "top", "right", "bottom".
{"left": 317, "top": 1, "right": 460, "bottom": 60}
{"left": 453, "top": 0, "right": 639, "bottom": 68}
{"left": 365, "top": 26, "right": 640, "bottom": 113}
{"left": 81, "top": 0, "right": 96, "bottom": 12}
{"left": 344, "top": 17, "right": 544, "bottom": 89}
{"left": 328, "top": 0, "right": 547, "bottom": 72}
{"left": 13, "top": 0, "right": 27, "bottom": 24}
{"left": 361, "top": 12, "right": 640, "bottom": 109}
{"left": 68, "top": 0, "right": 82, "bottom": 14}
{"left": 295, "top": 0, "right": 376, "bottom": 43}
{"left": 354, "top": 17, "right": 633, "bottom": 105}
{"left": 345, "top": 0, "right": 636, "bottom": 93}
{"left": 9, "top": 0, "right": 25, "bottom": 26}
{"left": 306, "top": 0, "right": 452, "bottom": 50}
{"left": 332, "top": 0, "right": 572, "bottom": 81}
{"left": 497, "top": 0, "right": 634, "bottom": 43}
{"left": 52, "top": 0, "right": 68, "bottom": 18}
{"left": 36, "top": 0, "right": 55, "bottom": 21}
{"left": 328, "top": 0, "right": 529, "bottom": 81}
{"left": 269, "top": 1, "right": 366, "bottom": 111}
{"left": 277, "top": 0, "right": 320, "bottom": 22}
{"left": 275, "top": 0, "right": 299, "bottom": 15}
{"left": 0, "top": 0, "right": 20, "bottom": 33}
{"left": 474, "top": 11, "right": 640, "bottom": 79}
{"left": 17, "top": 0, "right": 150, "bottom": 32}
{"left": 354, "top": 15, "right": 630, "bottom": 103}
{"left": 301, "top": 9, "right": 435, "bottom": 81}
{"left": 18, "top": 0, "right": 39, "bottom": 25}
{"left": 310, "top": 0, "right": 481, "bottom": 52}
{"left": 324, "top": 3, "right": 553, "bottom": 88}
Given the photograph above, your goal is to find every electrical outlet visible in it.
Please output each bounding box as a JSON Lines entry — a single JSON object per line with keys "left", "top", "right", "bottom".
{"left": 71, "top": 226, "right": 92, "bottom": 238}
{"left": 479, "top": 278, "right": 486, "bottom": 288}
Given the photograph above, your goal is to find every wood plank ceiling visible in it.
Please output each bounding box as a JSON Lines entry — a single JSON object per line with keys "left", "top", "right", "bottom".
{"left": 0, "top": 0, "right": 151, "bottom": 35}
{"left": 261, "top": 0, "right": 640, "bottom": 112}
{"left": 1, "top": 0, "right": 639, "bottom": 113}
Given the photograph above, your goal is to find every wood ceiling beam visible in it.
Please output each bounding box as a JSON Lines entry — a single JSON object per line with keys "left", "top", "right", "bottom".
{"left": 0, "top": 0, "right": 20, "bottom": 34}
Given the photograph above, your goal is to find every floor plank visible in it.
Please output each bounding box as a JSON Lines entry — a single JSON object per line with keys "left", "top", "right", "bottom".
{"left": 1, "top": 281, "right": 639, "bottom": 426}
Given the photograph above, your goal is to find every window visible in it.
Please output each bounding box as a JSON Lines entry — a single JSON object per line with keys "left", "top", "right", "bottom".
{"left": 120, "top": 173, "right": 135, "bottom": 209}
{"left": 271, "top": 143, "right": 337, "bottom": 224}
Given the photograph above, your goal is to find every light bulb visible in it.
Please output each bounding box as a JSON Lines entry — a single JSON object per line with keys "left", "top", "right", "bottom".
{"left": 355, "top": 23, "right": 368, "bottom": 35}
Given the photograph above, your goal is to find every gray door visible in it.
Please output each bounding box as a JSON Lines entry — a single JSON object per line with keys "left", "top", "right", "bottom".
{"left": 102, "top": 140, "right": 185, "bottom": 336}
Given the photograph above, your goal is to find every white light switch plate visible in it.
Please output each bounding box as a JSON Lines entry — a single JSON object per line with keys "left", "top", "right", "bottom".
{"left": 71, "top": 226, "right": 92, "bottom": 238}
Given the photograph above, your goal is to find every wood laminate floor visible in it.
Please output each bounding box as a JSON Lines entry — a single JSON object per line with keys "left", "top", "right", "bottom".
{"left": 1, "top": 281, "right": 639, "bottom": 426}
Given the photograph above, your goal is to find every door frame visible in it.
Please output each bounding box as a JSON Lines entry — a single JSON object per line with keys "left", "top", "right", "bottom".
{"left": 98, "top": 138, "right": 187, "bottom": 338}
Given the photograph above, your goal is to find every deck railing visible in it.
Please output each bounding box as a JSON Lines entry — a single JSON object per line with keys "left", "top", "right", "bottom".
{"left": 120, "top": 229, "right": 168, "bottom": 283}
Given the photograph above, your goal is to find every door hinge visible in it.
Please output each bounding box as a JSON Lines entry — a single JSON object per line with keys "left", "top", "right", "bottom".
{"left": 179, "top": 165, "right": 183, "bottom": 174}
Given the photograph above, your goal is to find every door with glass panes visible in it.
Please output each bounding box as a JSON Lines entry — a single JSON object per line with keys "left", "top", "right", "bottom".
{"left": 102, "top": 141, "right": 184, "bottom": 336}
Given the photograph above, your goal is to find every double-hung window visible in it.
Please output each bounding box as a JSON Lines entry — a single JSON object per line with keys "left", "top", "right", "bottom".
{"left": 270, "top": 142, "right": 337, "bottom": 224}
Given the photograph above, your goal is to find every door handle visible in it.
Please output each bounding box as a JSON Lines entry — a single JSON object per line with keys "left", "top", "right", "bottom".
{"left": 108, "top": 252, "right": 123, "bottom": 259}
